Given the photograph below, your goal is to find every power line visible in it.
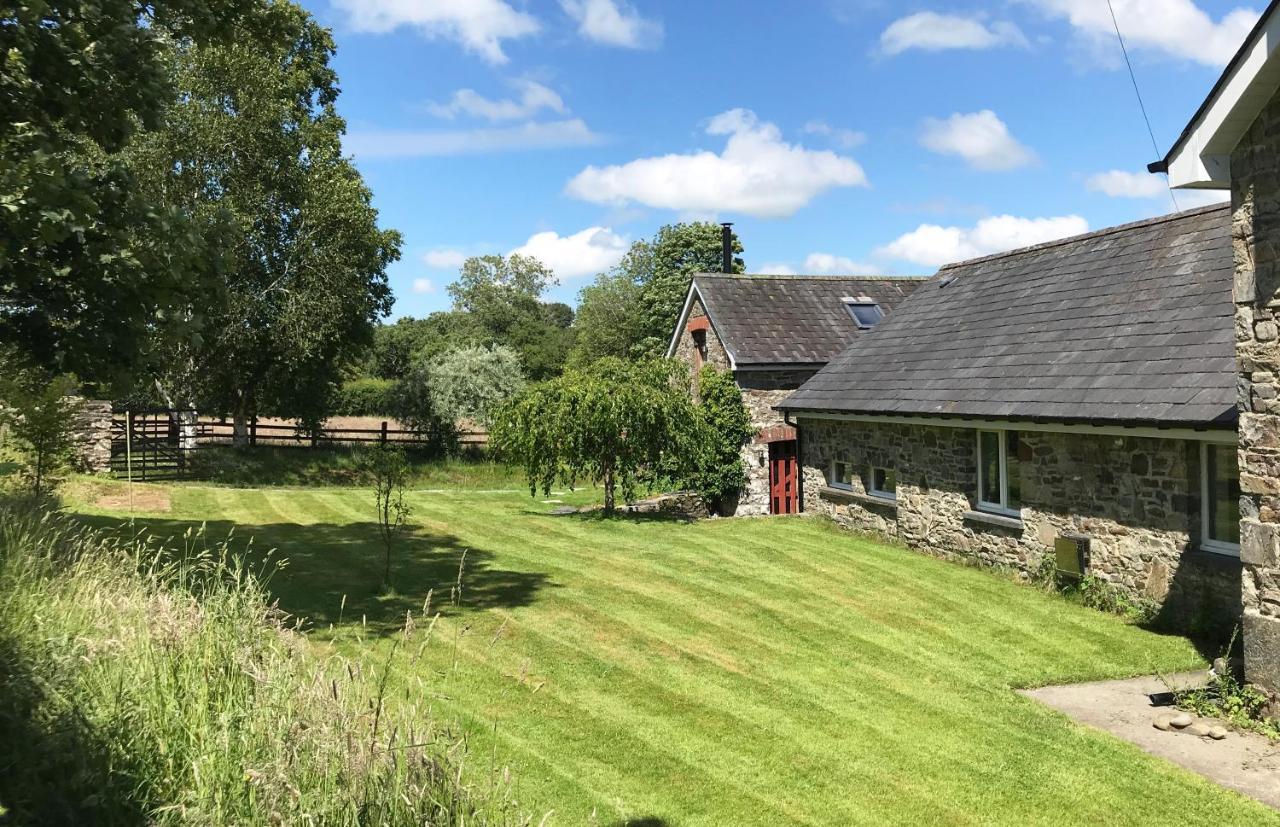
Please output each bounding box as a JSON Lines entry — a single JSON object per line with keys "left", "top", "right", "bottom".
{"left": 1106, "top": 0, "right": 1180, "bottom": 211}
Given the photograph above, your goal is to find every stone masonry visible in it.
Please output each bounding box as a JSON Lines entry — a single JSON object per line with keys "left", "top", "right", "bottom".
{"left": 799, "top": 417, "right": 1241, "bottom": 634}
{"left": 1233, "top": 85, "right": 1280, "bottom": 690}
{"left": 673, "top": 295, "right": 812, "bottom": 515}
{"left": 70, "top": 399, "right": 114, "bottom": 474}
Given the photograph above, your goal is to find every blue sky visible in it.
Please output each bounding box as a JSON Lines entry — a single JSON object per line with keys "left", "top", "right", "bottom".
{"left": 297, "top": 0, "right": 1258, "bottom": 318}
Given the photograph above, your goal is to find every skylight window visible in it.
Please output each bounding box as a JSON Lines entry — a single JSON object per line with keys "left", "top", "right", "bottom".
{"left": 843, "top": 297, "right": 883, "bottom": 329}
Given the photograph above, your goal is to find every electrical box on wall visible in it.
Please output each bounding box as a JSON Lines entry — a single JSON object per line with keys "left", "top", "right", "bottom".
{"left": 1054, "top": 533, "right": 1090, "bottom": 580}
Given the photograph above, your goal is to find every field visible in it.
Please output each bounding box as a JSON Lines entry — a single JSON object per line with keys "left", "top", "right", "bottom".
{"left": 70, "top": 479, "right": 1280, "bottom": 826}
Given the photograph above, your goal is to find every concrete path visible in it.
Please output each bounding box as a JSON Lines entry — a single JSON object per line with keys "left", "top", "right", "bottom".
{"left": 1022, "top": 672, "right": 1280, "bottom": 810}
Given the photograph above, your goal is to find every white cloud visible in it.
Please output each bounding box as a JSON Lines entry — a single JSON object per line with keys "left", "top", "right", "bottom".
{"left": 426, "top": 80, "right": 566, "bottom": 121}
{"left": 561, "top": 0, "right": 662, "bottom": 48}
{"left": 802, "top": 120, "right": 868, "bottom": 149}
{"left": 880, "top": 12, "right": 1028, "bottom": 55}
{"left": 510, "top": 226, "right": 630, "bottom": 280}
{"left": 412, "top": 278, "right": 436, "bottom": 294}
{"left": 565, "top": 108, "right": 868, "bottom": 219}
{"left": 331, "top": 0, "right": 539, "bottom": 64}
{"left": 877, "top": 215, "right": 1090, "bottom": 267}
{"left": 1023, "top": 0, "right": 1258, "bottom": 67}
{"left": 1085, "top": 169, "right": 1168, "bottom": 199}
{"left": 920, "top": 110, "right": 1036, "bottom": 171}
{"left": 423, "top": 249, "right": 468, "bottom": 269}
{"left": 801, "top": 253, "right": 881, "bottom": 275}
{"left": 346, "top": 119, "right": 602, "bottom": 159}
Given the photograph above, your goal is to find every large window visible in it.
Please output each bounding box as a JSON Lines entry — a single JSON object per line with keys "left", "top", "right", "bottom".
{"left": 1201, "top": 443, "right": 1240, "bottom": 556}
{"left": 977, "top": 430, "right": 1022, "bottom": 516}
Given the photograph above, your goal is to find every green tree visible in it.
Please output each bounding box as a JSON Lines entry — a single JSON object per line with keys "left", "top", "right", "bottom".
{"left": 367, "top": 312, "right": 489, "bottom": 380}
{"left": 358, "top": 443, "right": 411, "bottom": 590}
{"left": 569, "top": 224, "right": 744, "bottom": 365}
{"left": 447, "top": 254, "right": 573, "bottom": 379}
{"left": 0, "top": 362, "right": 82, "bottom": 499}
{"left": 0, "top": 0, "right": 247, "bottom": 387}
{"left": 133, "top": 1, "right": 400, "bottom": 441}
{"left": 416, "top": 345, "right": 525, "bottom": 429}
{"left": 491, "top": 358, "right": 699, "bottom": 514}
{"left": 636, "top": 223, "right": 743, "bottom": 356}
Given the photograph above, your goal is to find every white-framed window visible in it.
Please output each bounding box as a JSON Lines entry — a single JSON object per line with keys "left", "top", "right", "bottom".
{"left": 829, "top": 460, "right": 854, "bottom": 490}
{"left": 1201, "top": 442, "right": 1240, "bottom": 556}
{"left": 842, "top": 297, "right": 884, "bottom": 329}
{"left": 976, "top": 430, "right": 1022, "bottom": 517}
{"left": 868, "top": 466, "right": 897, "bottom": 500}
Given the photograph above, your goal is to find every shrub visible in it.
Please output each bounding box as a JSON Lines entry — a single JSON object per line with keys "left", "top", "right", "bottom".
{"left": 1175, "top": 629, "right": 1280, "bottom": 739}
{"left": 681, "top": 366, "right": 754, "bottom": 511}
{"left": 332, "top": 378, "right": 397, "bottom": 417}
{"left": 0, "top": 502, "right": 516, "bottom": 824}
{"left": 421, "top": 345, "right": 525, "bottom": 428}
{"left": 390, "top": 373, "right": 458, "bottom": 456}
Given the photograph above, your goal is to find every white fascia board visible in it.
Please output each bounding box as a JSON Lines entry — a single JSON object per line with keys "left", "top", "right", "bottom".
{"left": 1167, "top": 13, "right": 1280, "bottom": 190}
{"left": 666, "top": 282, "right": 701, "bottom": 358}
{"left": 789, "top": 410, "right": 1237, "bottom": 445}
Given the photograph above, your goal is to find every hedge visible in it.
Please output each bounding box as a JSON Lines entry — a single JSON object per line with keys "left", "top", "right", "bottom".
{"left": 332, "top": 378, "right": 397, "bottom": 417}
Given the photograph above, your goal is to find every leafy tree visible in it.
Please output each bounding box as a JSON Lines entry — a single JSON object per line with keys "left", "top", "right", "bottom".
{"left": 491, "top": 358, "right": 700, "bottom": 514}
{"left": 390, "top": 374, "right": 458, "bottom": 456}
{"left": 636, "top": 223, "right": 743, "bottom": 356}
{"left": 368, "top": 312, "right": 489, "bottom": 380}
{"left": 569, "top": 254, "right": 647, "bottom": 366}
{"left": 569, "top": 224, "right": 744, "bottom": 365}
{"left": 684, "top": 366, "right": 754, "bottom": 511}
{"left": 358, "top": 443, "right": 411, "bottom": 590}
{"left": 134, "top": 1, "right": 400, "bottom": 442}
{"left": 416, "top": 345, "right": 525, "bottom": 428}
{"left": 0, "top": 0, "right": 247, "bottom": 387}
{"left": 445, "top": 254, "right": 574, "bottom": 379}
{"left": 0, "top": 358, "right": 82, "bottom": 499}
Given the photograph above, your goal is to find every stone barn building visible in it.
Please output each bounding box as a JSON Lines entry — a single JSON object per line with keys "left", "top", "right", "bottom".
{"left": 778, "top": 206, "right": 1242, "bottom": 635}
{"left": 667, "top": 273, "right": 924, "bottom": 515}
{"left": 1155, "top": 0, "right": 1280, "bottom": 687}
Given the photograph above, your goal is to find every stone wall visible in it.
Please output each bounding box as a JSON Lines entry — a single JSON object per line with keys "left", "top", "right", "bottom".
{"left": 70, "top": 399, "right": 114, "bottom": 474}
{"left": 672, "top": 295, "right": 731, "bottom": 373}
{"left": 799, "top": 417, "right": 1241, "bottom": 633}
{"left": 1233, "top": 84, "right": 1280, "bottom": 689}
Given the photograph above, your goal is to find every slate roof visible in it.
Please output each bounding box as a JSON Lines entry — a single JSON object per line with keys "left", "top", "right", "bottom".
{"left": 678, "top": 275, "right": 927, "bottom": 366}
{"left": 779, "top": 204, "right": 1237, "bottom": 429}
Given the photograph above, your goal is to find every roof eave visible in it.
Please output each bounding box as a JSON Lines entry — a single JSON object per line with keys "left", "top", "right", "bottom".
{"left": 1155, "top": 0, "right": 1280, "bottom": 190}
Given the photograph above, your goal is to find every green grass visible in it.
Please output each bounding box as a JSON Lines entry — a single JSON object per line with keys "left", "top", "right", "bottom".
{"left": 71, "top": 483, "right": 1280, "bottom": 826}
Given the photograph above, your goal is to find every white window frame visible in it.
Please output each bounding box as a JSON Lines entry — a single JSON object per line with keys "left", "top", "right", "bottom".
{"left": 976, "top": 430, "right": 1021, "bottom": 518}
{"left": 1200, "top": 442, "right": 1241, "bottom": 557}
{"left": 867, "top": 465, "right": 897, "bottom": 500}
{"left": 829, "top": 459, "right": 854, "bottom": 491}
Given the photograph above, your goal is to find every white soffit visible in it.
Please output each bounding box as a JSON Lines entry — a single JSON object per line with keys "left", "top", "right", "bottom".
{"left": 1166, "top": 11, "right": 1280, "bottom": 190}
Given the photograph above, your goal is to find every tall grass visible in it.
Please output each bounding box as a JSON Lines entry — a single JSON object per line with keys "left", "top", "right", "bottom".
{"left": 0, "top": 502, "right": 520, "bottom": 825}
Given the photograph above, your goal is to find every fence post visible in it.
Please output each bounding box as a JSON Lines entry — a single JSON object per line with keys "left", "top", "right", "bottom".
{"left": 380, "top": 420, "right": 388, "bottom": 445}
{"left": 250, "top": 416, "right": 258, "bottom": 447}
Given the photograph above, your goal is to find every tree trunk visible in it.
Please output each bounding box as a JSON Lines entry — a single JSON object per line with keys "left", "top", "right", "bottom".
{"left": 603, "top": 466, "right": 615, "bottom": 515}
{"left": 232, "top": 405, "right": 249, "bottom": 449}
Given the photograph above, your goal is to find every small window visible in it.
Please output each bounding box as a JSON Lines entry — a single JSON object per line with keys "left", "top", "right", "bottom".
{"left": 1201, "top": 443, "right": 1240, "bottom": 555}
{"left": 843, "top": 298, "right": 883, "bottom": 329}
{"left": 868, "top": 466, "right": 896, "bottom": 499}
{"left": 976, "top": 430, "right": 1021, "bottom": 516}
{"left": 829, "top": 460, "right": 854, "bottom": 490}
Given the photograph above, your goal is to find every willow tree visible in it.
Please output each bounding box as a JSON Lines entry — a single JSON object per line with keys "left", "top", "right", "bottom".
{"left": 133, "top": 0, "right": 400, "bottom": 439}
{"left": 491, "top": 358, "right": 699, "bottom": 514}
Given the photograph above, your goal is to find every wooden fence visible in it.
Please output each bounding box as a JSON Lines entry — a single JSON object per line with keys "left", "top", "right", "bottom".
{"left": 195, "top": 417, "right": 487, "bottom": 448}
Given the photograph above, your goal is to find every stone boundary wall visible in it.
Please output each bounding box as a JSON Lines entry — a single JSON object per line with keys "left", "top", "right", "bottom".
{"left": 798, "top": 417, "right": 1241, "bottom": 634}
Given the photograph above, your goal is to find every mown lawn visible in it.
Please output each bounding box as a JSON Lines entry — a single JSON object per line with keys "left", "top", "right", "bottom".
{"left": 71, "top": 482, "right": 1280, "bottom": 826}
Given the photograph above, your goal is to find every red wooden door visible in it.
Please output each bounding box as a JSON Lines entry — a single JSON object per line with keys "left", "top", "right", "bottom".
{"left": 769, "top": 440, "right": 799, "bottom": 515}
